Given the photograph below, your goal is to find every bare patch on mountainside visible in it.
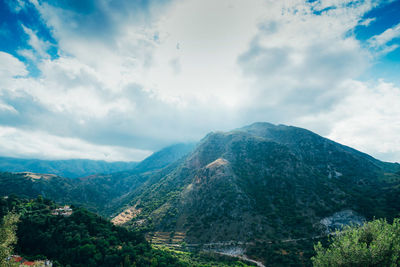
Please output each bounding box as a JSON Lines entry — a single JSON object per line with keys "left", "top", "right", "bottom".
{"left": 205, "top": 158, "right": 229, "bottom": 169}
{"left": 19, "top": 172, "right": 57, "bottom": 180}
{"left": 111, "top": 205, "right": 142, "bottom": 225}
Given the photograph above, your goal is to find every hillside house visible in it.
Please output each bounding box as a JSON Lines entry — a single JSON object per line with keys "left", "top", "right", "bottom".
{"left": 51, "top": 205, "right": 73, "bottom": 216}
{"left": 7, "top": 255, "right": 52, "bottom": 266}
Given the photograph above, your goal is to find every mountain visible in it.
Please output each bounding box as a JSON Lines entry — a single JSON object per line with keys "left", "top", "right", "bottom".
{"left": 0, "top": 157, "right": 138, "bottom": 178}
{"left": 0, "top": 143, "right": 195, "bottom": 179}
{"left": 114, "top": 122, "right": 400, "bottom": 265}
{"left": 73, "top": 142, "right": 196, "bottom": 214}
{"left": 1, "top": 122, "right": 400, "bottom": 265}
{"left": 0, "top": 143, "right": 196, "bottom": 215}
{"left": 132, "top": 143, "right": 196, "bottom": 173}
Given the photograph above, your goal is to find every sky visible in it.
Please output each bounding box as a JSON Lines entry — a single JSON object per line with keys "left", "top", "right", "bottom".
{"left": 0, "top": 0, "right": 400, "bottom": 162}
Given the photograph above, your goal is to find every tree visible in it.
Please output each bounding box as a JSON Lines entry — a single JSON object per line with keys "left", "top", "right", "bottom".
{"left": 312, "top": 218, "right": 400, "bottom": 267}
{"left": 0, "top": 212, "right": 20, "bottom": 265}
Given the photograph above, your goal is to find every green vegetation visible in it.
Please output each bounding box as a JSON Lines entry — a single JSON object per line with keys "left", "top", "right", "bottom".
{"left": 154, "top": 245, "right": 256, "bottom": 266}
{"left": 312, "top": 218, "right": 400, "bottom": 266}
{"left": 0, "top": 144, "right": 195, "bottom": 217}
{"left": 123, "top": 123, "right": 400, "bottom": 266}
{"left": 0, "top": 156, "right": 138, "bottom": 178}
{"left": 1, "top": 195, "right": 257, "bottom": 266}
{"left": 2, "top": 123, "right": 400, "bottom": 266}
{"left": 0, "top": 171, "right": 148, "bottom": 216}
{"left": 0, "top": 212, "right": 19, "bottom": 266}
{"left": 0, "top": 195, "right": 185, "bottom": 267}
{"left": 246, "top": 239, "right": 324, "bottom": 267}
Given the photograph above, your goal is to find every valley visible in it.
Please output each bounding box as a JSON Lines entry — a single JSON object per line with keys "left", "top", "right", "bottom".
{"left": 1, "top": 123, "right": 400, "bottom": 266}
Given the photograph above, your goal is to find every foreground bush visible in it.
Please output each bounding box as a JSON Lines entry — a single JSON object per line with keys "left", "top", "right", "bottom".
{"left": 312, "top": 218, "right": 400, "bottom": 267}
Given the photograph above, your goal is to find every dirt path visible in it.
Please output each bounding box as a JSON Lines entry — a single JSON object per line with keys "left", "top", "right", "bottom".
{"left": 186, "top": 241, "right": 255, "bottom": 247}
{"left": 216, "top": 252, "right": 265, "bottom": 267}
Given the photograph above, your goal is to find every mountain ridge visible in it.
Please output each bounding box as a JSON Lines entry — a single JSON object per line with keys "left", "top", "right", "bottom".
{"left": 114, "top": 122, "right": 400, "bottom": 265}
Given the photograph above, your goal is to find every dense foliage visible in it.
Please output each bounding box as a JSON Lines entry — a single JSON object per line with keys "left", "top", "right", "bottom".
{"left": 0, "top": 171, "right": 147, "bottom": 216}
{"left": 0, "top": 212, "right": 19, "bottom": 266}
{"left": 312, "top": 218, "right": 400, "bottom": 266}
{"left": 0, "top": 195, "right": 184, "bottom": 267}
{"left": 155, "top": 246, "right": 256, "bottom": 266}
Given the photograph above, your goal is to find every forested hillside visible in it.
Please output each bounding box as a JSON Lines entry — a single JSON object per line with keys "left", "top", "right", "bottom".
{"left": 0, "top": 143, "right": 195, "bottom": 215}
{"left": 114, "top": 123, "right": 400, "bottom": 265}
{"left": 0, "top": 195, "right": 184, "bottom": 266}
{"left": 0, "top": 171, "right": 148, "bottom": 215}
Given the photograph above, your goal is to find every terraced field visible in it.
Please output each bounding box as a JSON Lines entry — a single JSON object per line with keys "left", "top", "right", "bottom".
{"left": 147, "top": 231, "right": 187, "bottom": 249}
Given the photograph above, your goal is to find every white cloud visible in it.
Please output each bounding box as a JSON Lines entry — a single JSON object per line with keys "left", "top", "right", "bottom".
{"left": 359, "top": 17, "right": 376, "bottom": 26}
{"left": 0, "top": 126, "right": 152, "bottom": 161}
{"left": 368, "top": 22, "right": 400, "bottom": 56}
{"left": 327, "top": 81, "right": 400, "bottom": 162}
{"left": 1, "top": 0, "right": 400, "bottom": 162}
{"left": 235, "top": 0, "right": 372, "bottom": 120}
{"left": 141, "top": 0, "right": 265, "bottom": 102}
{"left": 0, "top": 102, "right": 18, "bottom": 113}
{"left": 6, "top": 0, "right": 26, "bottom": 13}
{"left": 0, "top": 52, "right": 28, "bottom": 79}
{"left": 21, "top": 24, "right": 52, "bottom": 59}
{"left": 298, "top": 80, "right": 400, "bottom": 162}
{"left": 369, "top": 22, "right": 400, "bottom": 48}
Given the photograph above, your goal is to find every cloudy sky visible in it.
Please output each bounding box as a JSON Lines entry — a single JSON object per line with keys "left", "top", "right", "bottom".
{"left": 0, "top": 0, "right": 400, "bottom": 162}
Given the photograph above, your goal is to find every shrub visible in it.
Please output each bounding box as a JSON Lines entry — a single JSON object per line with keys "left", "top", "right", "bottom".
{"left": 312, "top": 218, "right": 400, "bottom": 267}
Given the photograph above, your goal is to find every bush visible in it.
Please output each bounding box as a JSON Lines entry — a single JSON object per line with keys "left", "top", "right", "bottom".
{"left": 312, "top": 218, "right": 400, "bottom": 266}
{"left": 0, "top": 212, "right": 20, "bottom": 265}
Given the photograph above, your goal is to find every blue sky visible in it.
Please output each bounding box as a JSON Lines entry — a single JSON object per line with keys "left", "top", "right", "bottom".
{"left": 354, "top": 0, "right": 400, "bottom": 84}
{"left": 0, "top": 0, "right": 400, "bottom": 162}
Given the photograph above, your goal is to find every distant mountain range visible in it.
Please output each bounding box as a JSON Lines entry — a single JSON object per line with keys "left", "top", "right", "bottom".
{"left": 0, "top": 143, "right": 195, "bottom": 214}
{"left": 0, "top": 157, "right": 138, "bottom": 178}
{"left": 0, "top": 143, "right": 195, "bottom": 178}
{"left": 1, "top": 123, "right": 399, "bottom": 266}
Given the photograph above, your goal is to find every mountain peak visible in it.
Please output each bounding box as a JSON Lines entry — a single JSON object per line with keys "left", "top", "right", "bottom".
{"left": 240, "top": 121, "right": 276, "bottom": 130}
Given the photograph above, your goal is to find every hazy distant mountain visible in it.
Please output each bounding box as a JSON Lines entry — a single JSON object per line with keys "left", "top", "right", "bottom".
{"left": 0, "top": 143, "right": 196, "bottom": 214}
{"left": 132, "top": 143, "right": 196, "bottom": 173}
{"left": 115, "top": 122, "right": 400, "bottom": 265}
{"left": 0, "top": 143, "right": 196, "bottom": 178}
{"left": 0, "top": 157, "right": 138, "bottom": 178}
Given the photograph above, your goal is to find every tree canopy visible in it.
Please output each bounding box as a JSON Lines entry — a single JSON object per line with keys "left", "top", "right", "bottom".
{"left": 0, "top": 211, "right": 19, "bottom": 266}
{"left": 0, "top": 195, "right": 185, "bottom": 267}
